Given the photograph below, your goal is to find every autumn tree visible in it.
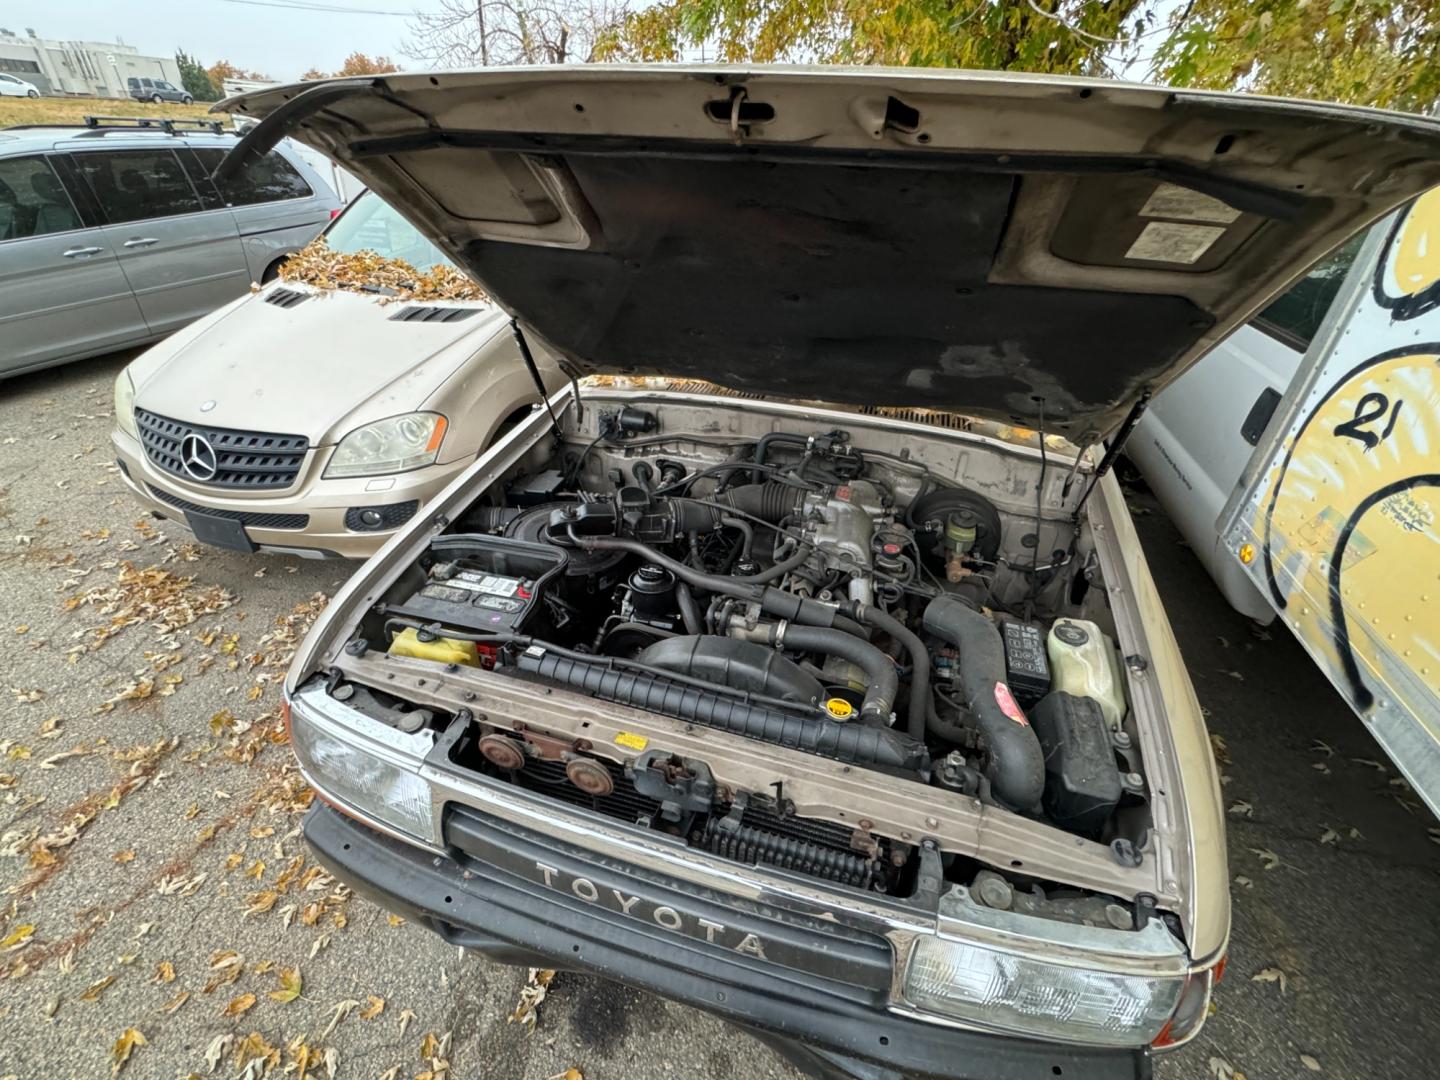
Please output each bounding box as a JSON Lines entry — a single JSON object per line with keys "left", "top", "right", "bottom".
{"left": 298, "top": 67, "right": 329, "bottom": 81}
{"left": 601, "top": 0, "right": 1147, "bottom": 73}
{"left": 333, "top": 51, "right": 402, "bottom": 76}
{"left": 405, "top": 0, "right": 629, "bottom": 67}
{"left": 601, "top": 0, "right": 1440, "bottom": 111}
{"left": 206, "top": 59, "right": 269, "bottom": 93}
{"left": 1152, "top": 0, "right": 1440, "bottom": 112}
{"left": 175, "top": 49, "right": 220, "bottom": 101}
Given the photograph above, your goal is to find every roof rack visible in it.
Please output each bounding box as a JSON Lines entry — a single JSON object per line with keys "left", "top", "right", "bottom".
{"left": 75, "top": 115, "right": 227, "bottom": 137}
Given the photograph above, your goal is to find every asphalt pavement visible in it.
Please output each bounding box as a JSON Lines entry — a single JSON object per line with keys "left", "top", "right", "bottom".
{"left": 1, "top": 350, "right": 1436, "bottom": 1080}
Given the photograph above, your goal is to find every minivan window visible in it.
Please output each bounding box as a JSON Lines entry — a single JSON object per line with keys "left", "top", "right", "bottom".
{"left": 325, "top": 193, "right": 452, "bottom": 272}
{"left": 1252, "top": 232, "right": 1367, "bottom": 349}
{"left": 0, "top": 155, "right": 82, "bottom": 240}
{"left": 72, "top": 150, "right": 203, "bottom": 223}
{"left": 190, "top": 148, "right": 314, "bottom": 206}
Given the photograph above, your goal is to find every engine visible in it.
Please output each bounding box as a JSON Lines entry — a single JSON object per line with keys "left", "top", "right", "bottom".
{"left": 372, "top": 410, "right": 1145, "bottom": 848}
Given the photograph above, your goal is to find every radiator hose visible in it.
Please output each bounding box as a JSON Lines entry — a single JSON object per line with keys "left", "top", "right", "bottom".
{"left": 731, "top": 622, "right": 898, "bottom": 726}
{"left": 922, "top": 595, "right": 1045, "bottom": 812}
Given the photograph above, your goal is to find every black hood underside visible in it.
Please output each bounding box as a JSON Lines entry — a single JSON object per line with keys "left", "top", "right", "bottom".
{"left": 463, "top": 154, "right": 1207, "bottom": 432}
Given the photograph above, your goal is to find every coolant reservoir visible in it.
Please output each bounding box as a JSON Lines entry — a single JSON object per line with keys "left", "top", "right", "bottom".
{"left": 1046, "top": 619, "right": 1126, "bottom": 731}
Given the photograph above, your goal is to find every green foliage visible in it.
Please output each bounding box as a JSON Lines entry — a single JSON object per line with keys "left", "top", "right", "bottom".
{"left": 175, "top": 49, "right": 220, "bottom": 102}
{"left": 1150, "top": 0, "right": 1440, "bottom": 111}
{"left": 602, "top": 0, "right": 1440, "bottom": 111}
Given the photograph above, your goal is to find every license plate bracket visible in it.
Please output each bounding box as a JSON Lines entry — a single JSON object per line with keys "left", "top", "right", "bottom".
{"left": 185, "top": 511, "right": 256, "bottom": 553}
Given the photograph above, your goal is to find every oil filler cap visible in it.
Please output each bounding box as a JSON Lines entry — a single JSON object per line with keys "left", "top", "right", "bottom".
{"left": 824, "top": 697, "right": 854, "bottom": 720}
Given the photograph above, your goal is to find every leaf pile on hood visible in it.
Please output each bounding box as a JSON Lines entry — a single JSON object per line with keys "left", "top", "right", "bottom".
{"left": 276, "top": 238, "right": 488, "bottom": 303}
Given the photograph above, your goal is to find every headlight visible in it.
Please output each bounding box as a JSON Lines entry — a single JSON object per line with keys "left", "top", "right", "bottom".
{"left": 114, "top": 370, "right": 138, "bottom": 438}
{"left": 324, "top": 412, "right": 447, "bottom": 478}
{"left": 289, "top": 693, "right": 436, "bottom": 842}
{"left": 902, "top": 935, "right": 1186, "bottom": 1047}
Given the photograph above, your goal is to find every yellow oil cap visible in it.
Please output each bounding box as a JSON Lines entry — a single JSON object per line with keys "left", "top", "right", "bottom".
{"left": 824, "top": 697, "right": 855, "bottom": 720}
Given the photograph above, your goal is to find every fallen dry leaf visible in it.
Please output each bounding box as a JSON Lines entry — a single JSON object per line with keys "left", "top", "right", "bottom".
{"left": 321, "top": 998, "right": 359, "bottom": 1038}
{"left": 359, "top": 994, "right": 385, "bottom": 1020}
{"left": 81, "top": 974, "right": 117, "bottom": 1001}
{"left": 224, "top": 992, "right": 258, "bottom": 1017}
{"left": 153, "top": 961, "right": 175, "bottom": 984}
{"left": 203, "top": 1032, "right": 232, "bottom": 1072}
{"left": 545, "top": 1070, "right": 584, "bottom": 1080}
{"left": 1227, "top": 801, "right": 1253, "bottom": 818}
{"left": 269, "top": 966, "right": 302, "bottom": 1003}
{"left": 508, "top": 968, "right": 557, "bottom": 1032}
{"left": 1300, "top": 1054, "right": 1322, "bottom": 1071}
{"left": 113, "top": 849, "right": 137, "bottom": 864}
{"left": 398, "top": 1007, "right": 417, "bottom": 1036}
{"left": 159, "top": 990, "right": 190, "bottom": 1014}
{"left": 110, "top": 1027, "right": 146, "bottom": 1074}
{"left": 1251, "top": 967, "right": 1288, "bottom": 993}
{"left": 1, "top": 924, "right": 36, "bottom": 950}
{"left": 1249, "top": 847, "right": 1280, "bottom": 871}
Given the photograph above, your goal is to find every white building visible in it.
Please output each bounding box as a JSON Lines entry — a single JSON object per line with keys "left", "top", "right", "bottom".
{"left": 0, "top": 26, "right": 181, "bottom": 98}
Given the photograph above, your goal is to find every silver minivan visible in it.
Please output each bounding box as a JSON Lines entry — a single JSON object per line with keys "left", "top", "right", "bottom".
{"left": 0, "top": 117, "right": 340, "bottom": 379}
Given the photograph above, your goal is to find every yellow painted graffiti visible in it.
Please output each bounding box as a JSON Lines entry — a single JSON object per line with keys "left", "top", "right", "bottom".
{"left": 1256, "top": 352, "right": 1440, "bottom": 711}
{"left": 1386, "top": 186, "right": 1440, "bottom": 303}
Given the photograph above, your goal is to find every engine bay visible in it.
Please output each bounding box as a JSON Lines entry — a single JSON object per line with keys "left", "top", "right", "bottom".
{"left": 341, "top": 396, "right": 1161, "bottom": 922}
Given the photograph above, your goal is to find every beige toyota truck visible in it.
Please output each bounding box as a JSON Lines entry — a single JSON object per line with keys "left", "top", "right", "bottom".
{"left": 217, "top": 67, "right": 1440, "bottom": 1079}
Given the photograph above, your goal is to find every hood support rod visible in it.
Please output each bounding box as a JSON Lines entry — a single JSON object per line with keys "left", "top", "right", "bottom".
{"left": 510, "top": 319, "right": 563, "bottom": 439}
{"left": 1071, "top": 389, "right": 1151, "bottom": 523}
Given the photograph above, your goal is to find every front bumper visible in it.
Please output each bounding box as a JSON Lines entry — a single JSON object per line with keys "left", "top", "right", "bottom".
{"left": 305, "top": 802, "right": 1152, "bottom": 1080}
{"left": 112, "top": 426, "right": 469, "bottom": 559}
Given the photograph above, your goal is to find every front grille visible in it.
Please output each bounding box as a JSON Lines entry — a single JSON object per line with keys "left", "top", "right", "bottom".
{"left": 509, "top": 757, "right": 885, "bottom": 889}
{"left": 148, "top": 484, "right": 309, "bottom": 530}
{"left": 136, "top": 408, "right": 309, "bottom": 490}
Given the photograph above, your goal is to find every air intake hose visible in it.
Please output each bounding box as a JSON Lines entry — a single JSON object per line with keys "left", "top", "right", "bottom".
{"left": 922, "top": 595, "right": 1045, "bottom": 812}
{"left": 516, "top": 646, "right": 928, "bottom": 772}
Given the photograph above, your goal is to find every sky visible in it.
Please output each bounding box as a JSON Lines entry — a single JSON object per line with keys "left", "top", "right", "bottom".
{"left": 11, "top": 0, "right": 434, "bottom": 81}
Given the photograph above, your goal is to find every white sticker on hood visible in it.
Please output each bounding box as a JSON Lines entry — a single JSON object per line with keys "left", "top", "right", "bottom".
{"left": 1125, "top": 221, "right": 1226, "bottom": 265}
{"left": 1140, "top": 182, "right": 1242, "bottom": 224}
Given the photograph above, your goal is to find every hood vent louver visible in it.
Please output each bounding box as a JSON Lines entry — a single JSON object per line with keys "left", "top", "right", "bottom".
{"left": 263, "top": 287, "right": 311, "bottom": 309}
{"left": 388, "top": 305, "right": 480, "bottom": 324}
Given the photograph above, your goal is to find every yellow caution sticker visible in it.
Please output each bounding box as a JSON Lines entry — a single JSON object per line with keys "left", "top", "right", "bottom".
{"left": 824, "top": 697, "right": 854, "bottom": 720}
{"left": 614, "top": 731, "right": 649, "bottom": 751}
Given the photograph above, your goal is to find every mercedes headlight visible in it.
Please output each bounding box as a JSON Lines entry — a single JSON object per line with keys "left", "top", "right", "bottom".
{"left": 901, "top": 935, "right": 1188, "bottom": 1046}
{"left": 325, "top": 412, "right": 447, "bottom": 478}
{"left": 114, "top": 369, "right": 138, "bottom": 438}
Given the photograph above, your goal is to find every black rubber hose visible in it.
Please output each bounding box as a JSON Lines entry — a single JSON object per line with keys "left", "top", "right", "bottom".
{"left": 563, "top": 529, "right": 859, "bottom": 633}
{"left": 667, "top": 484, "right": 803, "bottom": 532}
{"left": 674, "top": 581, "right": 703, "bottom": 635}
{"left": 752, "top": 433, "right": 811, "bottom": 483}
{"left": 517, "top": 646, "right": 927, "bottom": 772}
{"left": 737, "top": 622, "right": 898, "bottom": 726}
{"left": 849, "top": 603, "right": 928, "bottom": 743}
{"left": 922, "top": 595, "right": 1045, "bottom": 811}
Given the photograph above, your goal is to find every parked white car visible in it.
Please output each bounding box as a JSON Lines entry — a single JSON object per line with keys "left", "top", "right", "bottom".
{"left": 0, "top": 73, "right": 40, "bottom": 98}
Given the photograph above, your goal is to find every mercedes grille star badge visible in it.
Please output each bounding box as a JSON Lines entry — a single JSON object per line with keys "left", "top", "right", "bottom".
{"left": 179, "top": 433, "right": 219, "bottom": 481}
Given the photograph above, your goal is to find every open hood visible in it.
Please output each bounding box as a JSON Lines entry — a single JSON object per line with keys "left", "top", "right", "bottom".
{"left": 218, "top": 66, "right": 1440, "bottom": 436}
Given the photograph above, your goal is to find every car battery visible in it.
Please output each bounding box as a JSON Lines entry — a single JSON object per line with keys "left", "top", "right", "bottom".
{"left": 404, "top": 565, "right": 536, "bottom": 633}
{"left": 1000, "top": 620, "right": 1051, "bottom": 709}
{"left": 386, "top": 534, "right": 568, "bottom": 640}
